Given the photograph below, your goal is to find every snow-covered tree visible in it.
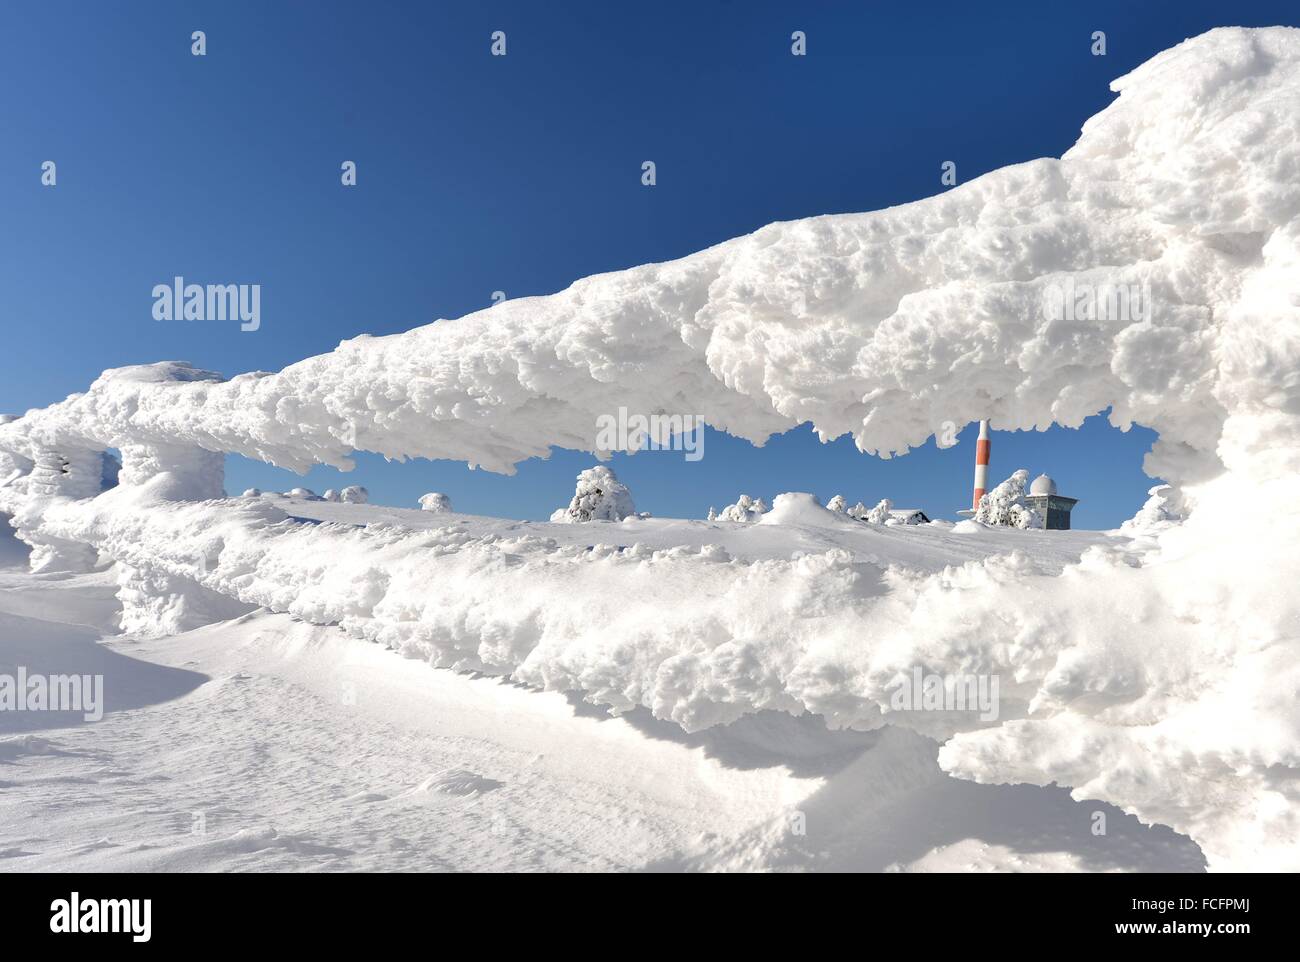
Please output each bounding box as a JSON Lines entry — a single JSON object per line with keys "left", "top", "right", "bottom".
{"left": 550, "top": 465, "right": 636, "bottom": 523}
{"left": 419, "top": 492, "right": 453, "bottom": 513}
{"left": 1121, "top": 484, "right": 1186, "bottom": 533}
{"left": 340, "top": 485, "right": 369, "bottom": 504}
{"left": 826, "top": 494, "right": 848, "bottom": 513}
{"left": 716, "top": 494, "right": 769, "bottom": 522}
{"left": 846, "top": 501, "right": 870, "bottom": 520}
{"left": 865, "top": 498, "right": 893, "bottom": 524}
{"left": 974, "top": 469, "right": 1043, "bottom": 529}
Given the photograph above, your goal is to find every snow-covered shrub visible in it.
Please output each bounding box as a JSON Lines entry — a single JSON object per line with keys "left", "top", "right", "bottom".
{"left": 419, "top": 492, "right": 453, "bottom": 513}
{"left": 715, "top": 494, "right": 769, "bottom": 522}
{"left": 340, "top": 485, "right": 368, "bottom": 504}
{"left": 550, "top": 466, "right": 635, "bottom": 523}
{"left": 241, "top": 488, "right": 261, "bottom": 498}
{"left": 826, "top": 497, "right": 884, "bottom": 522}
{"left": 285, "top": 487, "right": 319, "bottom": 500}
{"left": 865, "top": 498, "right": 893, "bottom": 524}
{"left": 974, "top": 469, "right": 1043, "bottom": 529}
{"left": 1121, "top": 484, "right": 1187, "bottom": 533}
{"left": 322, "top": 489, "right": 340, "bottom": 502}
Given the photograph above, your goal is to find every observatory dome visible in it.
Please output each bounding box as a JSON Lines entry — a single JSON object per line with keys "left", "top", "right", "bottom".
{"left": 1030, "top": 474, "right": 1057, "bottom": 496}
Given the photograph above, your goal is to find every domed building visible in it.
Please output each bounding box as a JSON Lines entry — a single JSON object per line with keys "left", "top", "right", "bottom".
{"left": 1024, "top": 474, "right": 1079, "bottom": 529}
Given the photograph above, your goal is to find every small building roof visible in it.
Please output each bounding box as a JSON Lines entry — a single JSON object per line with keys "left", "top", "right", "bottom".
{"left": 1030, "top": 474, "right": 1057, "bottom": 496}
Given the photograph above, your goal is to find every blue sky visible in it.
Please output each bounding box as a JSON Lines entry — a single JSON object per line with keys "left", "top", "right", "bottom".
{"left": 3, "top": 1, "right": 1295, "bottom": 527}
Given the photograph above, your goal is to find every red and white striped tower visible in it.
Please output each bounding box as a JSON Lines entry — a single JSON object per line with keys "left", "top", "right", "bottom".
{"left": 972, "top": 420, "right": 991, "bottom": 510}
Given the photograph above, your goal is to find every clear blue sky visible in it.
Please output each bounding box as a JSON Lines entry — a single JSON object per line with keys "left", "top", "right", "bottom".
{"left": 3, "top": 1, "right": 1294, "bottom": 527}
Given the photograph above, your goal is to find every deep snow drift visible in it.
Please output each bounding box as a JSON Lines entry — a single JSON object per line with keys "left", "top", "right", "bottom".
{"left": 0, "top": 565, "right": 1203, "bottom": 872}
{"left": 1, "top": 27, "right": 1299, "bottom": 871}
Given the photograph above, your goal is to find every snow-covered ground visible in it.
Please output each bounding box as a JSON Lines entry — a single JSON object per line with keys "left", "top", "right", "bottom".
{"left": 0, "top": 532, "right": 1203, "bottom": 872}
{"left": 266, "top": 491, "right": 1111, "bottom": 569}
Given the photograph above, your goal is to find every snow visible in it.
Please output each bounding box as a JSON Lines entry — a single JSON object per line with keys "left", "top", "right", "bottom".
{"left": 1120, "top": 484, "right": 1187, "bottom": 534}
{"left": 549, "top": 465, "right": 636, "bottom": 522}
{"left": 338, "top": 485, "right": 368, "bottom": 505}
{"left": 973, "top": 469, "right": 1043, "bottom": 529}
{"left": 0, "top": 28, "right": 1292, "bottom": 489}
{"left": 418, "top": 492, "right": 453, "bottom": 513}
{"left": 715, "top": 494, "right": 769, "bottom": 522}
{"left": 756, "top": 492, "right": 855, "bottom": 529}
{"left": 865, "top": 498, "right": 894, "bottom": 525}
{"left": 0, "top": 26, "right": 1298, "bottom": 870}
{"left": 0, "top": 573, "right": 1203, "bottom": 872}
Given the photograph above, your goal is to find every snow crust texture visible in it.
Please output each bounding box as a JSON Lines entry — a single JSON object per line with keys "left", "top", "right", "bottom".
{"left": 1, "top": 28, "right": 1299, "bottom": 870}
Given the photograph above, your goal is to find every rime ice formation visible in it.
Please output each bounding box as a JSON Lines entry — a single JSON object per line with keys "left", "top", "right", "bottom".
{"left": 1120, "top": 484, "right": 1188, "bottom": 533}
{"left": 973, "top": 470, "right": 1044, "bottom": 529}
{"left": 0, "top": 28, "right": 1295, "bottom": 493}
{"left": 0, "top": 30, "right": 1289, "bottom": 486}
{"left": 716, "top": 494, "right": 770, "bottom": 522}
{"left": 338, "top": 485, "right": 368, "bottom": 504}
{"left": 418, "top": 492, "right": 453, "bottom": 513}
{"left": 865, "top": 498, "right": 894, "bottom": 525}
{"left": 1, "top": 27, "right": 1299, "bottom": 870}
{"left": 550, "top": 465, "right": 636, "bottom": 522}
